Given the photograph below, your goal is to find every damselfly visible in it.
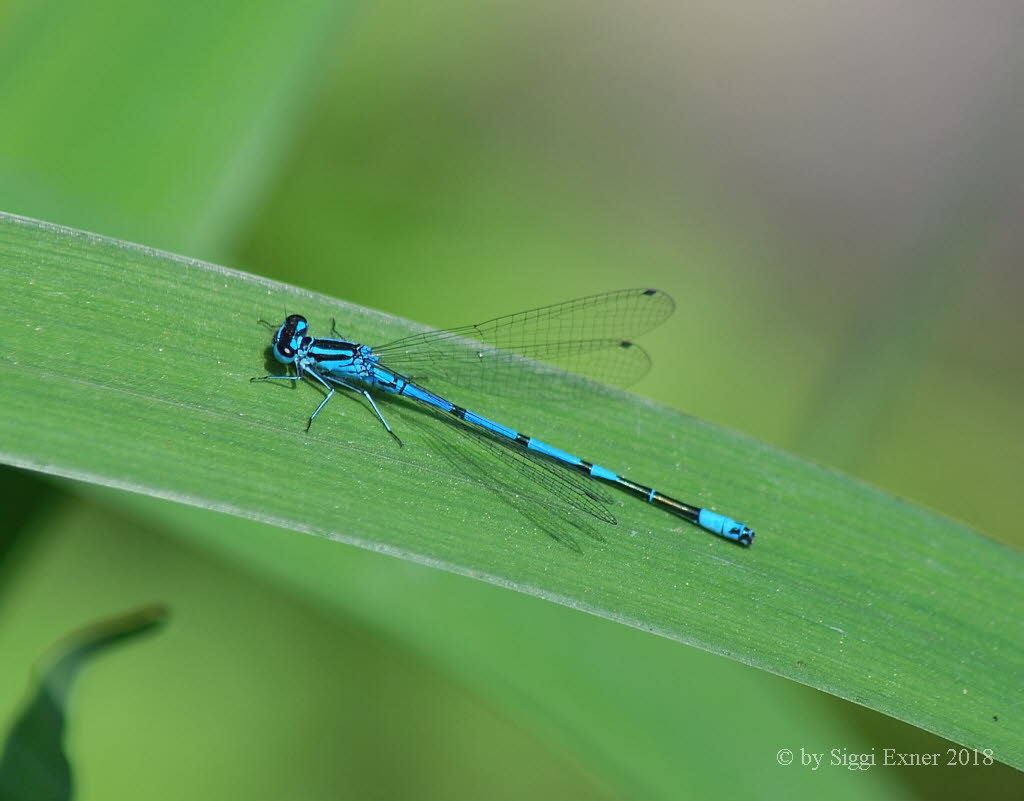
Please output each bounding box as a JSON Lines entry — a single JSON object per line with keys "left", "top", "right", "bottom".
{"left": 253, "top": 289, "right": 754, "bottom": 546}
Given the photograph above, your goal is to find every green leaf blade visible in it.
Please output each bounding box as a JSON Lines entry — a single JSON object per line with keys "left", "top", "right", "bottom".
{"left": 2, "top": 211, "right": 1021, "bottom": 767}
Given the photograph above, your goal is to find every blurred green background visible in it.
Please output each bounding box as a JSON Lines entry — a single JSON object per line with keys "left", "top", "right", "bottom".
{"left": 1, "top": 1, "right": 1021, "bottom": 799}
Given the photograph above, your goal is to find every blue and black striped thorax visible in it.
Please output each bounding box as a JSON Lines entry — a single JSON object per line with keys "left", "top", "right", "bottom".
{"left": 271, "top": 314, "right": 379, "bottom": 383}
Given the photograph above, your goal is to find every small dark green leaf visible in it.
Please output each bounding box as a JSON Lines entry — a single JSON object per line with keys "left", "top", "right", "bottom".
{"left": 0, "top": 605, "right": 167, "bottom": 801}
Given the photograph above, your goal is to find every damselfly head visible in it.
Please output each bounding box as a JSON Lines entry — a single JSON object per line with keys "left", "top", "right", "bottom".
{"left": 272, "top": 314, "right": 309, "bottom": 364}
